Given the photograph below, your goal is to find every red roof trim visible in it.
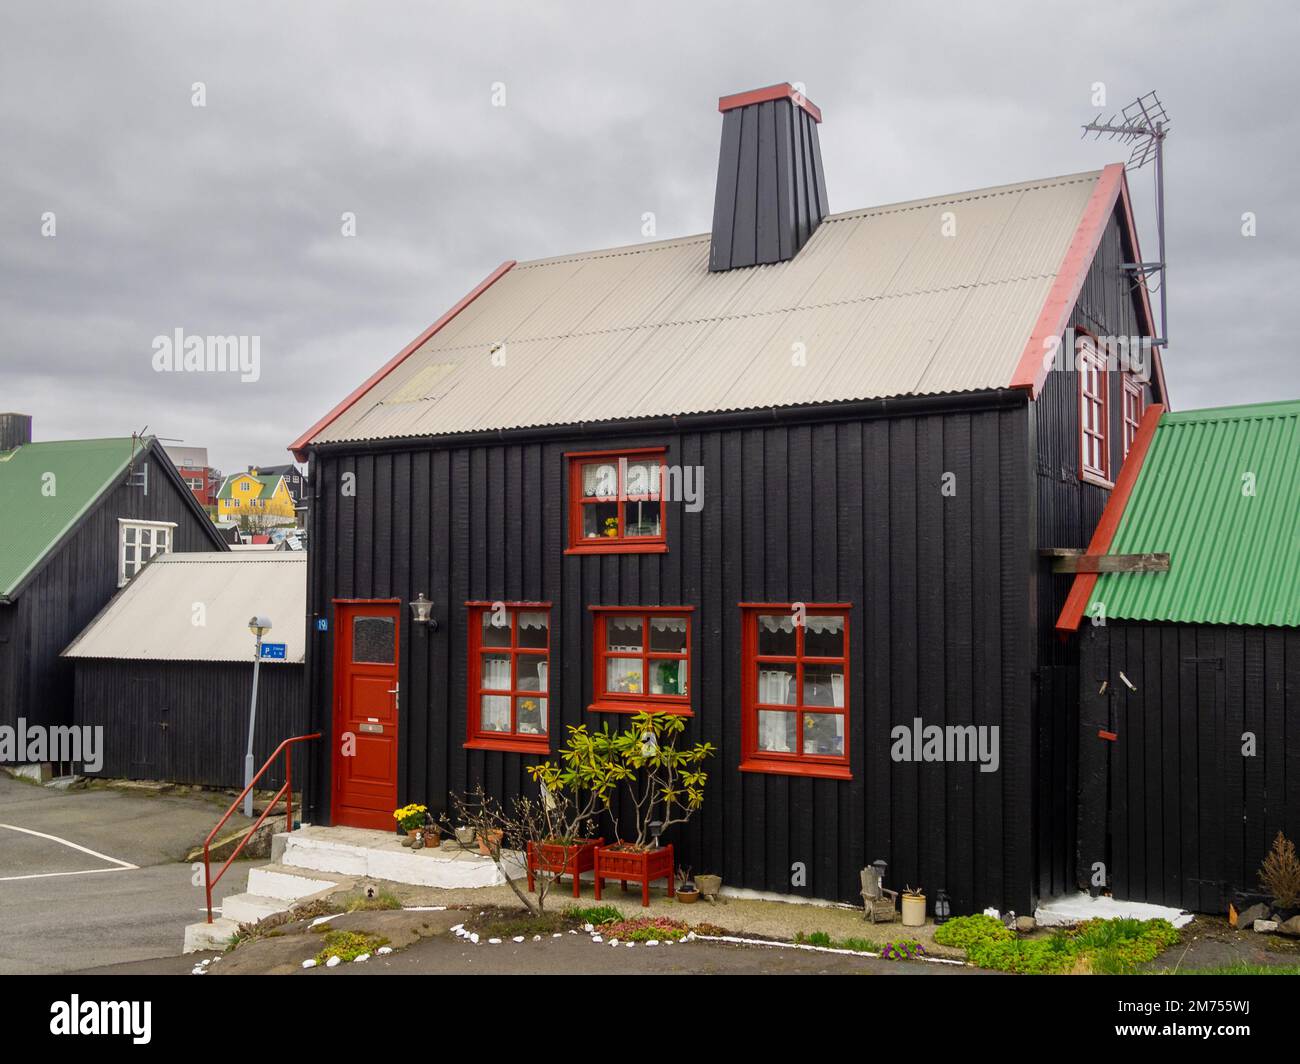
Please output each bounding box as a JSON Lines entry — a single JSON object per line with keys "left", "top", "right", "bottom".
{"left": 718, "top": 83, "right": 822, "bottom": 123}
{"left": 1116, "top": 169, "right": 1170, "bottom": 407}
{"left": 288, "top": 260, "right": 516, "bottom": 460}
{"left": 1055, "top": 402, "right": 1165, "bottom": 634}
{"left": 1011, "top": 164, "right": 1124, "bottom": 398}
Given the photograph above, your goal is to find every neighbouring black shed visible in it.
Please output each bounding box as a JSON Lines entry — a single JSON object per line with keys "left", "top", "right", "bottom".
{"left": 63, "top": 553, "right": 309, "bottom": 789}
{"left": 1058, "top": 401, "right": 1300, "bottom": 912}
{"left": 288, "top": 84, "right": 1168, "bottom": 916}
{"left": 0, "top": 421, "right": 227, "bottom": 737}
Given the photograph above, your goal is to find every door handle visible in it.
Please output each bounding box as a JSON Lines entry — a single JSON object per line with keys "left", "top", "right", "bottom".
{"left": 388, "top": 682, "right": 399, "bottom": 710}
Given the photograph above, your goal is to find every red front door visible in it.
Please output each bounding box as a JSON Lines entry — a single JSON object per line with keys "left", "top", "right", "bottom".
{"left": 331, "top": 601, "right": 400, "bottom": 830}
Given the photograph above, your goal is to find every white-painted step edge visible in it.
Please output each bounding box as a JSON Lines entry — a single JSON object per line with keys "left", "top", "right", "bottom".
{"left": 246, "top": 866, "right": 340, "bottom": 902}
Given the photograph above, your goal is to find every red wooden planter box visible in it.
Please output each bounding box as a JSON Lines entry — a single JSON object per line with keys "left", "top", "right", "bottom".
{"left": 593, "top": 843, "right": 675, "bottom": 907}
{"left": 526, "top": 837, "right": 604, "bottom": 898}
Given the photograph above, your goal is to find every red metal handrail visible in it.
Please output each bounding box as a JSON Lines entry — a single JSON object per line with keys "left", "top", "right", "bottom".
{"left": 203, "top": 732, "right": 320, "bottom": 923}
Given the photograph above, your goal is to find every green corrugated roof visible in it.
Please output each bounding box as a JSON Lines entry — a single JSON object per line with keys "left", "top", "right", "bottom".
{"left": 0, "top": 437, "right": 140, "bottom": 598}
{"left": 1089, "top": 400, "right": 1300, "bottom": 628}
{"left": 216, "top": 472, "right": 282, "bottom": 500}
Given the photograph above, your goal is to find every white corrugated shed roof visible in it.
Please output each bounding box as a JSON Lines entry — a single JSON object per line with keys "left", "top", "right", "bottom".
{"left": 310, "top": 169, "right": 1100, "bottom": 446}
{"left": 62, "top": 553, "right": 307, "bottom": 663}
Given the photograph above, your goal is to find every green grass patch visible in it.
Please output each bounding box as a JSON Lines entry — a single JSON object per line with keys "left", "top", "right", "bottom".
{"left": 341, "top": 889, "right": 402, "bottom": 913}
{"left": 314, "top": 929, "right": 389, "bottom": 965}
{"left": 794, "top": 930, "right": 833, "bottom": 947}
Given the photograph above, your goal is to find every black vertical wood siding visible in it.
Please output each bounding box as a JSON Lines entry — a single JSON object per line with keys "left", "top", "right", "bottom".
{"left": 1032, "top": 203, "right": 1158, "bottom": 900}
{"left": 305, "top": 398, "right": 1039, "bottom": 914}
{"left": 0, "top": 443, "right": 225, "bottom": 731}
{"left": 72, "top": 659, "right": 307, "bottom": 789}
{"left": 1078, "top": 622, "right": 1300, "bottom": 912}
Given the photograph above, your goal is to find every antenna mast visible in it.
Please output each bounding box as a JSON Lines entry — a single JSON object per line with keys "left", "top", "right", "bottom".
{"left": 1082, "top": 91, "right": 1170, "bottom": 347}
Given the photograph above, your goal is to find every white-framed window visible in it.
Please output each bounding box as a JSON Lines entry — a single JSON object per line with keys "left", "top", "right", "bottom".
{"left": 118, "top": 519, "right": 176, "bottom": 586}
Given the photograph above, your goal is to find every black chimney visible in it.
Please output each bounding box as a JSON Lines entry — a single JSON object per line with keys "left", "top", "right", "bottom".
{"left": 0, "top": 413, "right": 32, "bottom": 451}
{"left": 709, "top": 83, "right": 829, "bottom": 272}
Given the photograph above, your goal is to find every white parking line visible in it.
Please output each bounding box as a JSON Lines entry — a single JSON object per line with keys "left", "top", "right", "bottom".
{"left": 0, "top": 823, "right": 138, "bottom": 881}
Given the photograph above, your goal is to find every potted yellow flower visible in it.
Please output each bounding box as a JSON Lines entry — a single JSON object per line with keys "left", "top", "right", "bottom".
{"left": 394, "top": 803, "right": 429, "bottom": 844}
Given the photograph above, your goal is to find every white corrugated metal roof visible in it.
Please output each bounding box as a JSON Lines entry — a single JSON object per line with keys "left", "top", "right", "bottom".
{"left": 62, "top": 553, "right": 307, "bottom": 663}
{"left": 310, "top": 169, "right": 1101, "bottom": 446}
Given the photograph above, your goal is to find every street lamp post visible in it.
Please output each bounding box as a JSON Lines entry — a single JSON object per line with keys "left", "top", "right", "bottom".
{"left": 244, "top": 615, "right": 272, "bottom": 818}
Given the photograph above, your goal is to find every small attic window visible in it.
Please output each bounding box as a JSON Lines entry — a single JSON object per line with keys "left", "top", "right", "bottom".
{"left": 118, "top": 519, "right": 176, "bottom": 586}
{"left": 1078, "top": 336, "right": 1111, "bottom": 486}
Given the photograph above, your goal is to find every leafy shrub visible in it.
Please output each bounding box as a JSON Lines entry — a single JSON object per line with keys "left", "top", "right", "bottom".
{"left": 933, "top": 914, "right": 1013, "bottom": 950}
{"left": 1259, "top": 832, "right": 1300, "bottom": 908}
{"left": 967, "top": 933, "right": 1075, "bottom": 974}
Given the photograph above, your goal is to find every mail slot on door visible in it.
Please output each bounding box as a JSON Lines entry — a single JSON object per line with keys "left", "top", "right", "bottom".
{"left": 359, "top": 723, "right": 384, "bottom": 734}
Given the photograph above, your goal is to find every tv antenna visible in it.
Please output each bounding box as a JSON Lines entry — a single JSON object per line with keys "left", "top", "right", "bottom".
{"left": 1082, "top": 91, "right": 1170, "bottom": 347}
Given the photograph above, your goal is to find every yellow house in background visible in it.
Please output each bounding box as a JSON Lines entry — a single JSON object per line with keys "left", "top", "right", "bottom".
{"left": 217, "top": 469, "right": 297, "bottom": 523}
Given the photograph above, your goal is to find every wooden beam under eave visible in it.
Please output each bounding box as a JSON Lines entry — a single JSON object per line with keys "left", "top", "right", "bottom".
{"left": 1051, "top": 552, "right": 1170, "bottom": 574}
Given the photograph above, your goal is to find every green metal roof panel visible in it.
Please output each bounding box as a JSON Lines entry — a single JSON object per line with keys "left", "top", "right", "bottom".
{"left": 1089, "top": 401, "right": 1300, "bottom": 628}
{"left": 0, "top": 438, "right": 138, "bottom": 597}
{"left": 217, "top": 472, "right": 282, "bottom": 500}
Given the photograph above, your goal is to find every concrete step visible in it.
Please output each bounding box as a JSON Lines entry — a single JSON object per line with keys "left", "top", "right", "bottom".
{"left": 277, "top": 826, "right": 514, "bottom": 888}
{"left": 246, "top": 862, "right": 352, "bottom": 902}
{"left": 221, "top": 892, "right": 292, "bottom": 926}
{"left": 183, "top": 917, "right": 240, "bottom": 954}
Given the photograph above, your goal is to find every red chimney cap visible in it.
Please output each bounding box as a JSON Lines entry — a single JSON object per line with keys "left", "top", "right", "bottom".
{"left": 718, "top": 83, "right": 822, "bottom": 123}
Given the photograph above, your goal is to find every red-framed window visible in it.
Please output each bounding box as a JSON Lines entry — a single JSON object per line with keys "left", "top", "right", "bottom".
{"left": 465, "top": 602, "right": 551, "bottom": 753}
{"left": 739, "top": 604, "right": 851, "bottom": 780}
{"left": 1121, "top": 373, "right": 1145, "bottom": 459}
{"left": 565, "top": 448, "right": 667, "bottom": 554}
{"left": 589, "top": 606, "right": 692, "bottom": 715}
{"left": 1078, "top": 336, "right": 1111, "bottom": 485}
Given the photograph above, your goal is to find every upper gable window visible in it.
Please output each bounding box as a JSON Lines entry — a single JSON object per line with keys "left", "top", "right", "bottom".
{"left": 565, "top": 448, "right": 667, "bottom": 554}
{"left": 1078, "top": 336, "right": 1111, "bottom": 485}
{"left": 1121, "top": 373, "right": 1145, "bottom": 459}
{"left": 118, "top": 519, "right": 175, "bottom": 585}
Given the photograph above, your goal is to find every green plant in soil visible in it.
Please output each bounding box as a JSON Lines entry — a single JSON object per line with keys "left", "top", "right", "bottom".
{"left": 933, "top": 914, "right": 1013, "bottom": 949}
{"left": 795, "top": 930, "right": 833, "bottom": 947}
{"left": 564, "top": 904, "right": 624, "bottom": 926}
{"left": 343, "top": 889, "right": 402, "bottom": 912}
{"left": 314, "top": 929, "right": 389, "bottom": 965}
{"left": 478, "top": 911, "right": 568, "bottom": 939}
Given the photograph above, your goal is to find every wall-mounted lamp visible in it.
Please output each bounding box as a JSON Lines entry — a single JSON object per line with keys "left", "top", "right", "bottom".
{"left": 409, "top": 593, "right": 438, "bottom": 632}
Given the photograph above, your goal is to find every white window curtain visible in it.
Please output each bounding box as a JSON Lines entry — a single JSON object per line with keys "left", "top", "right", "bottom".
{"left": 757, "top": 614, "right": 843, "bottom": 635}
{"left": 517, "top": 611, "right": 548, "bottom": 630}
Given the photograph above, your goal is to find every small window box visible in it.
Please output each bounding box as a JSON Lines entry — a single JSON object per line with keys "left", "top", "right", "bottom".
{"left": 592, "top": 843, "right": 675, "bottom": 907}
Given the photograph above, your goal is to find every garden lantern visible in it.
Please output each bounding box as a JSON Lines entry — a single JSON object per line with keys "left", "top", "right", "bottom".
{"left": 934, "top": 888, "right": 951, "bottom": 924}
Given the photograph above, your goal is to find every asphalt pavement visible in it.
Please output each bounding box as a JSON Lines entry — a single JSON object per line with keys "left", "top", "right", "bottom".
{"left": 0, "top": 772, "right": 253, "bottom": 973}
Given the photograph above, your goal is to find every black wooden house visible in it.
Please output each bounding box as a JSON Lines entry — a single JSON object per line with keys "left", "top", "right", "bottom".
{"left": 290, "top": 84, "right": 1169, "bottom": 915}
{"left": 0, "top": 416, "right": 227, "bottom": 744}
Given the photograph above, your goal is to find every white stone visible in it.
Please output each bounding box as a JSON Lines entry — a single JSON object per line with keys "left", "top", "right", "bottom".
{"left": 451, "top": 923, "right": 464, "bottom": 933}
{"left": 553, "top": 933, "right": 563, "bottom": 938}
{"left": 302, "top": 959, "right": 317, "bottom": 968}
{"left": 626, "top": 942, "right": 634, "bottom": 948}
{"left": 592, "top": 935, "right": 603, "bottom": 943}
{"left": 353, "top": 953, "right": 370, "bottom": 963}
{"left": 532, "top": 935, "right": 541, "bottom": 941}
{"left": 584, "top": 923, "right": 594, "bottom": 932}
{"left": 608, "top": 939, "right": 618, "bottom": 947}
{"left": 647, "top": 940, "right": 659, "bottom": 946}
{"left": 326, "top": 955, "right": 341, "bottom": 968}
{"left": 513, "top": 936, "right": 525, "bottom": 943}
{"left": 378, "top": 946, "right": 393, "bottom": 955}
{"left": 469, "top": 932, "right": 480, "bottom": 944}
{"left": 488, "top": 938, "right": 502, "bottom": 944}
{"left": 1254, "top": 919, "right": 1280, "bottom": 933}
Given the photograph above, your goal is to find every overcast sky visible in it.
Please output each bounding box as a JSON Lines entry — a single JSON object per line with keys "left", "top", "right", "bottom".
{"left": 2, "top": 1, "right": 1296, "bottom": 474}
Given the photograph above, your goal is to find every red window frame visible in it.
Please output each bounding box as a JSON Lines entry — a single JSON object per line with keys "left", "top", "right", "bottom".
{"left": 465, "top": 601, "right": 552, "bottom": 753}
{"left": 1078, "top": 335, "right": 1112, "bottom": 486}
{"left": 589, "top": 606, "right": 693, "bottom": 715}
{"left": 739, "top": 604, "right": 852, "bottom": 780}
{"left": 565, "top": 447, "right": 668, "bottom": 554}
{"left": 1121, "top": 373, "right": 1145, "bottom": 459}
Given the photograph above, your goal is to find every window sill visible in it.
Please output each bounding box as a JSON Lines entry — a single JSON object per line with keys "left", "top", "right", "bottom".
{"left": 738, "top": 758, "right": 852, "bottom": 781}
{"left": 1080, "top": 470, "right": 1114, "bottom": 490}
{"left": 588, "top": 701, "right": 693, "bottom": 717}
{"left": 565, "top": 541, "right": 668, "bottom": 556}
{"left": 464, "top": 738, "right": 551, "bottom": 755}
